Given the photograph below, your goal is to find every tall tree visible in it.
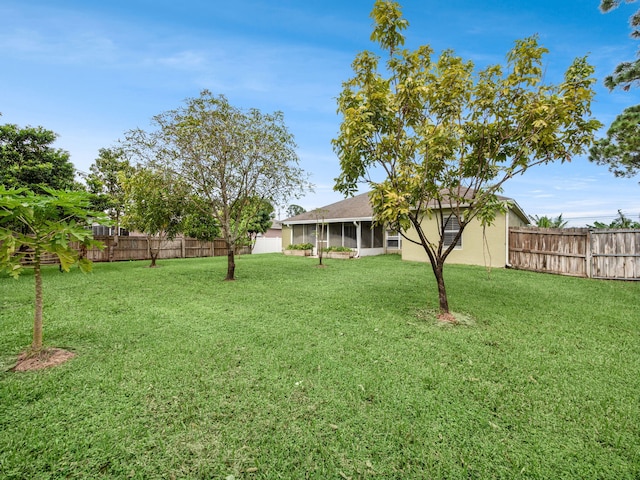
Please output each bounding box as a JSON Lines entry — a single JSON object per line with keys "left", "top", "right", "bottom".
{"left": 0, "top": 124, "right": 80, "bottom": 192}
{"left": 0, "top": 187, "right": 107, "bottom": 353}
{"left": 333, "top": 0, "right": 600, "bottom": 318}
{"left": 121, "top": 166, "right": 190, "bottom": 267}
{"left": 84, "top": 148, "right": 134, "bottom": 234}
{"left": 286, "top": 204, "right": 306, "bottom": 218}
{"left": 600, "top": 0, "right": 640, "bottom": 91}
{"left": 123, "top": 90, "right": 310, "bottom": 280}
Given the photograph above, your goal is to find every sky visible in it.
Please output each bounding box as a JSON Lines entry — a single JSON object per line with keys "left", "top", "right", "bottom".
{"left": 1, "top": 0, "right": 639, "bottom": 226}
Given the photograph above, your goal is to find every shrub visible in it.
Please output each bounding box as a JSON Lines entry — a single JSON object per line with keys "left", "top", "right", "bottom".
{"left": 321, "top": 246, "right": 353, "bottom": 252}
{"left": 286, "top": 243, "right": 314, "bottom": 250}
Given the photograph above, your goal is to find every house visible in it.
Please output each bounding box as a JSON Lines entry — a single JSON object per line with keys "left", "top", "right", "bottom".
{"left": 282, "top": 191, "right": 530, "bottom": 267}
{"left": 281, "top": 192, "right": 400, "bottom": 257}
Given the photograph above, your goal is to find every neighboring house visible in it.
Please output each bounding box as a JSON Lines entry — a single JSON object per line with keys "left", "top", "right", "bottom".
{"left": 282, "top": 191, "right": 530, "bottom": 267}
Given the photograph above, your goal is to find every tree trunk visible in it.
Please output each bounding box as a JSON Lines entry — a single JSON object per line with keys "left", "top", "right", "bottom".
{"left": 32, "top": 259, "right": 43, "bottom": 352}
{"left": 226, "top": 247, "right": 236, "bottom": 281}
{"left": 150, "top": 251, "right": 158, "bottom": 267}
{"left": 432, "top": 261, "right": 450, "bottom": 316}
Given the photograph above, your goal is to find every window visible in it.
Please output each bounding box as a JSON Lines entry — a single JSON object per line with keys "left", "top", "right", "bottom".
{"left": 386, "top": 230, "right": 401, "bottom": 249}
{"left": 443, "top": 216, "right": 462, "bottom": 248}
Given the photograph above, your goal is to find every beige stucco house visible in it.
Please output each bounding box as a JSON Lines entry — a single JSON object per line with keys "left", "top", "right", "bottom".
{"left": 282, "top": 191, "right": 529, "bottom": 267}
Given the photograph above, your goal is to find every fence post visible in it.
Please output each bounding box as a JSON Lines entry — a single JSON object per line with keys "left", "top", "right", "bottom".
{"left": 181, "top": 237, "right": 185, "bottom": 258}
{"left": 585, "top": 229, "right": 592, "bottom": 279}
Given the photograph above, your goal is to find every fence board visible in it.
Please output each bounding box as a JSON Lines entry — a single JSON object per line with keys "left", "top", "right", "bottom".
{"left": 509, "top": 227, "right": 640, "bottom": 280}
{"left": 18, "top": 235, "right": 250, "bottom": 267}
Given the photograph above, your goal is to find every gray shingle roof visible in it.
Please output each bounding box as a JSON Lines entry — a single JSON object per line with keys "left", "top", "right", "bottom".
{"left": 283, "top": 192, "right": 373, "bottom": 222}
{"left": 283, "top": 189, "right": 529, "bottom": 224}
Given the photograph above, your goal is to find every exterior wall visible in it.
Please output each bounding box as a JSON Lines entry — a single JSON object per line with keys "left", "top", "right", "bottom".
{"left": 402, "top": 210, "right": 515, "bottom": 268}
{"left": 281, "top": 225, "right": 292, "bottom": 250}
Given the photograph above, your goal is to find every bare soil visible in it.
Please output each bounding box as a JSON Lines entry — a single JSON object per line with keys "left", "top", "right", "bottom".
{"left": 10, "top": 348, "right": 76, "bottom": 372}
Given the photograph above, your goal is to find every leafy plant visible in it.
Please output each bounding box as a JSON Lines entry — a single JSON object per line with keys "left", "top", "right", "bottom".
{"left": 322, "top": 246, "right": 353, "bottom": 252}
{"left": 0, "top": 187, "right": 107, "bottom": 352}
{"left": 286, "top": 243, "right": 314, "bottom": 250}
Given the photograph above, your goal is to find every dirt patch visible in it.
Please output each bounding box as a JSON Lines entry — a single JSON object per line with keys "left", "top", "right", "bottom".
{"left": 10, "top": 348, "right": 76, "bottom": 372}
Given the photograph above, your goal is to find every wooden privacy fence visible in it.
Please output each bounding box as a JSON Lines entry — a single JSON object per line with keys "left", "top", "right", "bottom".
{"left": 509, "top": 227, "right": 640, "bottom": 280}
{"left": 36, "top": 236, "right": 250, "bottom": 265}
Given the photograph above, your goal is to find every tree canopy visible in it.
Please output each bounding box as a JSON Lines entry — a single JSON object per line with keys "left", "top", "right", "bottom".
{"left": 0, "top": 124, "right": 79, "bottom": 192}
{"left": 123, "top": 90, "right": 311, "bottom": 280}
{"left": 589, "top": 105, "right": 640, "bottom": 178}
{"left": 588, "top": 209, "right": 640, "bottom": 228}
{"left": 84, "top": 147, "right": 134, "bottom": 234}
{"left": 0, "top": 187, "right": 107, "bottom": 351}
{"left": 121, "top": 166, "right": 191, "bottom": 267}
{"left": 600, "top": 0, "right": 640, "bottom": 91}
{"left": 532, "top": 214, "right": 569, "bottom": 228}
{"left": 333, "top": 0, "right": 600, "bottom": 316}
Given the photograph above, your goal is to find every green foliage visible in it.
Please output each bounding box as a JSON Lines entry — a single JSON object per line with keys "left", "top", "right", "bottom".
{"left": 286, "top": 204, "right": 306, "bottom": 218}
{"left": 600, "top": 0, "right": 640, "bottom": 90}
{"left": 589, "top": 105, "right": 640, "bottom": 178}
{"left": 321, "top": 246, "right": 353, "bottom": 252}
{"left": 121, "top": 166, "right": 190, "bottom": 266}
{"left": 0, "top": 187, "right": 107, "bottom": 350}
{"left": 532, "top": 214, "right": 568, "bottom": 228}
{"left": 333, "top": 0, "right": 600, "bottom": 313}
{"left": 83, "top": 148, "right": 134, "bottom": 232}
{"left": 0, "top": 124, "right": 80, "bottom": 192}
{"left": 588, "top": 209, "right": 640, "bottom": 228}
{"left": 286, "top": 242, "right": 314, "bottom": 250}
{"left": 1, "top": 256, "right": 639, "bottom": 477}
{"left": 122, "top": 90, "right": 311, "bottom": 280}
{"left": 181, "top": 198, "right": 221, "bottom": 241}
{"left": 0, "top": 187, "right": 106, "bottom": 277}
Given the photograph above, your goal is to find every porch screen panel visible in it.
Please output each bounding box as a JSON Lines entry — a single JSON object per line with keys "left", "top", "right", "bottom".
{"left": 343, "top": 224, "right": 357, "bottom": 248}
{"left": 304, "top": 224, "right": 316, "bottom": 244}
{"left": 361, "top": 222, "right": 373, "bottom": 248}
{"left": 329, "top": 224, "right": 342, "bottom": 247}
{"left": 373, "top": 224, "right": 384, "bottom": 248}
{"left": 292, "top": 225, "right": 304, "bottom": 244}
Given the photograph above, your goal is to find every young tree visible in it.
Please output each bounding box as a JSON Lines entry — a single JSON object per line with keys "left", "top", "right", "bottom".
{"left": 532, "top": 214, "right": 569, "bottom": 228}
{"left": 123, "top": 90, "right": 311, "bottom": 280}
{"left": 600, "top": 0, "right": 640, "bottom": 91}
{"left": 0, "top": 187, "right": 107, "bottom": 353}
{"left": 121, "top": 166, "right": 190, "bottom": 267}
{"left": 0, "top": 124, "right": 80, "bottom": 192}
{"left": 333, "top": 0, "right": 600, "bottom": 317}
{"left": 84, "top": 147, "right": 134, "bottom": 234}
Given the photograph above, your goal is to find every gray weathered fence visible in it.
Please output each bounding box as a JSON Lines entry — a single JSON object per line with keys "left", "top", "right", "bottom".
{"left": 509, "top": 227, "right": 640, "bottom": 280}
{"left": 35, "top": 236, "right": 250, "bottom": 266}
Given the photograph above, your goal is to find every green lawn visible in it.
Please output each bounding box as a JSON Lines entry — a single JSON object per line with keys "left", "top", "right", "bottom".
{"left": 1, "top": 254, "right": 639, "bottom": 479}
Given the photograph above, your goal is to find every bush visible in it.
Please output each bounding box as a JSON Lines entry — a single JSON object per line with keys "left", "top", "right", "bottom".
{"left": 321, "top": 246, "right": 353, "bottom": 252}
{"left": 286, "top": 243, "right": 314, "bottom": 250}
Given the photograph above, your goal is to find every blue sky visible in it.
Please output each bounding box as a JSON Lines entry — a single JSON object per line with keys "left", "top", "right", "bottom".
{"left": 1, "top": 0, "right": 639, "bottom": 225}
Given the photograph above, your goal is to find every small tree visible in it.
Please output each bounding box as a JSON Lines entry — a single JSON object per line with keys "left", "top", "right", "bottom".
{"left": 310, "top": 208, "right": 329, "bottom": 266}
{"left": 0, "top": 187, "right": 107, "bottom": 353}
{"left": 238, "top": 198, "right": 274, "bottom": 252}
{"left": 123, "top": 90, "right": 311, "bottom": 280}
{"left": 84, "top": 147, "right": 134, "bottom": 235}
{"left": 333, "top": 1, "right": 600, "bottom": 317}
{"left": 121, "top": 166, "right": 190, "bottom": 267}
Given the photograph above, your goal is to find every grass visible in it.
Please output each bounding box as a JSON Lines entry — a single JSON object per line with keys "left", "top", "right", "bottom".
{"left": 1, "top": 253, "right": 639, "bottom": 479}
